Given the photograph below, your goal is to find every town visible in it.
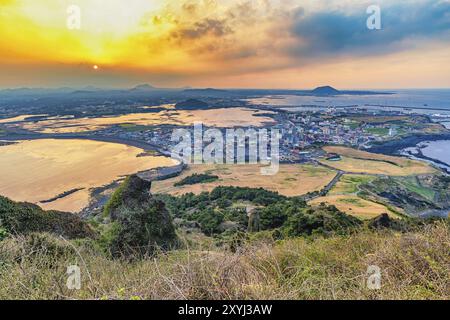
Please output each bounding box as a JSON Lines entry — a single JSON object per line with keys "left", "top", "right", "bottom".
{"left": 75, "top": 102, "right": 446, "bottom": 166}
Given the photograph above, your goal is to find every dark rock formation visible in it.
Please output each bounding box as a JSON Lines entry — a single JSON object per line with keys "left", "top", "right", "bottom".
{"left": 103, "top": 174, "right": 152, "bottom": 219}
{"left": 247, "top": 207, "right": 261, "bottom": 233}
{"left": 103, "top": 174, "right": 179, "bottom": 257}
{"left": 368, "top": 213, "right": 394, "bottom": 229}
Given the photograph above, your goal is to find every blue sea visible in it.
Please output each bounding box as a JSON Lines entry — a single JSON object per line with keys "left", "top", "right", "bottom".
{"left": 247, "top": 89, "right": 450, "bottom": 115}
{"left": 420, "top": 140, "right": 450, "bottom": 169}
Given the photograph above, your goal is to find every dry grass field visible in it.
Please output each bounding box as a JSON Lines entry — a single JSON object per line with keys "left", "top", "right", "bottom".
{"left": 309, "top": 195, "right": 397, "bottom": 219}
{"left": 1, "top": 222, "right": 448, "bottom": 300}
{"left": 309, "top": 173, "right": 402, "bottom": 219}
{"left": 328, "top": 174, "right": 375, "bottom": 195}
{"left": 152, "top": 164, "right": 337, "bottom": 197}
{"left": 321, "top": 146, "right": 435, "bottom": 176}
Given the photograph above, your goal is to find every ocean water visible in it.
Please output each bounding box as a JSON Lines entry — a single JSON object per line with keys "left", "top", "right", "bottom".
{"left": 441, "top": 122, "right": 450, "bottom": 129}
{"left": 247, "top": 89, "right": 450, "bottom": 115}
{"left": 420, "top": 140, "right": 450, "bottom": 167}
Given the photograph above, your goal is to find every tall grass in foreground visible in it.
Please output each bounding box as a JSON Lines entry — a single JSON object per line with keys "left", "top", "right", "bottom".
{"left": 0, "top": 223, "right": 448, "bottom": 300}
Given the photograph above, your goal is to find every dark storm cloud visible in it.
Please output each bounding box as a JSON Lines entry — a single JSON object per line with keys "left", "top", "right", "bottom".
{"left": 173, "top": 18, "right": 233, "bottom": 39}
{"left": 290, "top": 0, "right": 450, "bottom": 58}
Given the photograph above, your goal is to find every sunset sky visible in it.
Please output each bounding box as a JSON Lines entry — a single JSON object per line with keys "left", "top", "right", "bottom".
{"left": 0, "top": 0, "right": 449, "bottom": 89}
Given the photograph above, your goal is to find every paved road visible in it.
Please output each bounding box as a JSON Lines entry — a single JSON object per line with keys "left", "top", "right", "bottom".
{"left": 305, "top": 160, "right": 389, "bottom": 201}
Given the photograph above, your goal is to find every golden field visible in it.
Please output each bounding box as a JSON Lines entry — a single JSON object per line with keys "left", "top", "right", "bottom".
{"left": 309, "top": 173, "right": 399, "bottom": 219}
{"left": 321, "top": 146, "right": 435, "bottom": 176}
{"left": 152, "top": 164, "right": 337, "bottom": 197}
{"left": 309, "top": 195, "right": 397, "bottom": 219}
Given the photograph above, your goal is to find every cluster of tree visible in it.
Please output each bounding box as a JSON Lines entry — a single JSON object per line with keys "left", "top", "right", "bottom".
{"left": 155, "top": 187, "right": 361, "bottom": 238}
{"left": 174, "top": 173, "right": 219, "bottom": 187}
{"left": 0, "top": 196, "right": 95, "bottom": 239}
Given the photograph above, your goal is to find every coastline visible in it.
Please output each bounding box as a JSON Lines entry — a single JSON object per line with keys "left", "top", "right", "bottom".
{"left": 368, "top": 133, "right": 450, "bottom": 173}
{"left": 368, "top": 133, "right": 450, "bottom": 155}
{"left": 402, "top": 147, "right": 450, "bottom": 173}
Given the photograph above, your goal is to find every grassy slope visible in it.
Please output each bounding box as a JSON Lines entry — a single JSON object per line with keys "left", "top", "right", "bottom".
{"left": 309, "top": 174, "right": 400, "bottom": 219}
{"left": 0, "top": 223, "right": 448, "bottom": 300}
{"left": 314, "top": 147, "right": 439, "bottom": 217}
{"left": 329, "top": 175, "right": 376, "bottom": 195}
{"left": 310, "top": 195, "right": 398, "bottom": 219}
{"left": 395, "top": 176, "right": 436, "bottom": 201}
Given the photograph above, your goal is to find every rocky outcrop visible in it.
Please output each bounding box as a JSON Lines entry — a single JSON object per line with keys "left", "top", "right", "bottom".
{"left": 368, "top": 213, "right": 394, "bottom": 229}
{"left": 247, "top": 206, "right": 261, "bottom": 233}
{"left": 103, "top": 174, "right": 153, "bottom": 219}
{"left": 103, "top": 174, "right": 179, "bottom": 257}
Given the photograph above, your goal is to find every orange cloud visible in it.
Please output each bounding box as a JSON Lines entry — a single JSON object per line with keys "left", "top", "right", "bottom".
{"left": 0, "top": 0, "right": 449, "bottom": 88}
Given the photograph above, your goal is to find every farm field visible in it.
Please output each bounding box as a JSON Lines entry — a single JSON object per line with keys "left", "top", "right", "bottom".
{"left": 152, "top": 164, "right": 336, "bottom": 197}
{"left": 310, "top": 173, "right": 399, "bottom": 219}
{"left": 328, "top": 174, "right": 376, "bottom": 195}
{"left": 348, "top": 115, "right": 411, "bottom": 124}
{"left": 321, "top": 146, "right": 435, "bottom": 176}
{"left": 309, "top": 195, "right": 397, "bottom": 219}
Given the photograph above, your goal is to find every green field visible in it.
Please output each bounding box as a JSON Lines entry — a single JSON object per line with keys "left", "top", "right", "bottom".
{"left": 329, "top": 174, "right": 375, "bottom": 195}
{"left": 394, "top": 176, "right": 436, "bottom": 201}
{"left": 365, "top": 127, "right": 390, "bottom": 136}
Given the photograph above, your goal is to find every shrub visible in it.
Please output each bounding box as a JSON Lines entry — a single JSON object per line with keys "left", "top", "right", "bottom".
{"left": 0, "top": 196, "right": 96, "bottom": 239}
{"left": 109, "top": 202, "right": 179, "bottom": 258}
{"left": 283, "top": 205, "right": 362, "bottom": 237}
{"left": 174, "top": 174, "right": 219, "bottom": 186}
{"left": 0, "top": 227, "right": 8, "bottom": 241}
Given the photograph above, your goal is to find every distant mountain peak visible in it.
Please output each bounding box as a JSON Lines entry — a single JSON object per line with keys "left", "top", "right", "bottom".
{"left": 311, "top": 86, "right": 340, "bottom": 95}
{"left": 183, "top": 88, "right": 227, "bottom": 93}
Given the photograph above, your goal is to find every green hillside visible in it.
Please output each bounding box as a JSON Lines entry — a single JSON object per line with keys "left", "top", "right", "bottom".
{"left": 0, "top": 175, "right": 448, "bottom": 300}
